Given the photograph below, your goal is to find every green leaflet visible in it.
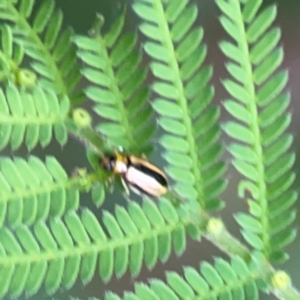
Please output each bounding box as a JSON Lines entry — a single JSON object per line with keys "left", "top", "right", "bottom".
{"left": 144, "top": 235, "right": 158, "bottom": 270}
{"left": 158, "top": 232, "right": 171, "bottom": 263}
{"left": 235, "top": 213, "right": 263, "bottom": 233}
{"left": 170, "top": 5, "right": 198, "bottom": 42}
{"left": 150, "top": 280, "right": 178, "bottom": 300}
{"left": 0, "top": 86, "right": 69, "bottom": 150}
{"left": 33, "top": 0, "right": 55, "bottom": 33}
{"left": 130, "top": 240, "right": 144, "bottom": 276}
{"left": 217, "top": 0, "right": 296, "bottom": 263}
{"left": 253, "top": 48, "right": 283, "bottom": 84}
{"left": 224, "top": 100, "right": 251, "bottom": 124}
{"left": 135, "top": 283, "right": 160, "bottom": 300}
{"left": 115, "top": 206, "right": 138, "bottom": 236}
{"left": 0, "top": 156, "right": 86, "bottom": 227}
{"left": 228, "top": 143, "right": 257, "bottom": 163}
{"left": 1, "top": 24, "right": 12, "bottom": 58}
{"left": 0, "top": 1, "right": 297, "bottom": 299}
{"left": 222, "top": 79, "right": 250, "bottom": 103}
{"left": 226, "top": 62, "right": 247, "bottom": 84}
{"left": 145, "top": 42, "right": 170, "bottom": 62}
{"left": 0, "top": 25, "right": 26, "bottom": 85}
{"left": 250, "top": 28, "right": 281, "bottom": 64}
{"left": 91, "top": 183, "right": 106, "bottom": 207}
{"left": 74, "top": 17, "right": 153, "bottom": 154}
{"left": 0, "top": 200, "right": 195, "bottom": 298}
{"left": 167, "top": 272, "right": 195, "bottom": 298}
{"left": 104, "top": 256, "right": 261, "bottom": 300}
{"left": 246, "top": 5, "right": 277, "bottom": 43}
{"left": 1, "top": 0, "right": 81, "bottom": 98}
{"left": 165, "top": 0, "right": 188, "bottom": 22}
{"left": 133, "top": 0, "right": 225, "bottom": 209}
{"left": 172, "top": 224, "right": 186, "bottom": 256}
{"left": 223, "top": 122, "right": 254, "bottom": 144}
{"left": 219, "top": 40, "right": 243, "bottom": 64}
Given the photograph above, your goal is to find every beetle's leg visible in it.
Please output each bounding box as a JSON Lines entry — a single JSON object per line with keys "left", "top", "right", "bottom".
{"left": 141, "top": 153, "right": 148, "bottom": 160}
{"left": 117, "top": 145, "right": 124, "bottom": 153}
{"left": 104, "top": 174, "right": 115, "bottom": 193}
{"left": 71, "top": 167, "right": 87, "bottom": 178}
{"left": 121, "top": 177, "right": 130, "bottom": 195}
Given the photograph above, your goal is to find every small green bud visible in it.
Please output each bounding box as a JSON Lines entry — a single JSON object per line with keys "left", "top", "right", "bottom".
{"left": 272, "top": 271, "right": 291, "bottom": 290}
{"left": 207, "top": 218, "right": 223, "bottom": 236}
{"left": 72, "top": 108, "right": 92, "bottom": 128}
{"left": 15, "top": 69, "right": 37, "bottom": 88}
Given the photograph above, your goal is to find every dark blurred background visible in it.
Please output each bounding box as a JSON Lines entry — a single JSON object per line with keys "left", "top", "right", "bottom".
{"left": 12, "top": 0, "right": 300, "bottom": 299}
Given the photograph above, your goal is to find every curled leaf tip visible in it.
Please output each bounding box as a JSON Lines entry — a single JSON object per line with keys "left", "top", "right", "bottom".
{"left": 238, "top": 180, "right": 260, "bottom": 200}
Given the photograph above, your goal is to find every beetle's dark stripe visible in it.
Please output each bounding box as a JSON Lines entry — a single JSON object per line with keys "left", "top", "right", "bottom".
{"left": 128, "top": 161, "right": 168, "bottom": 187}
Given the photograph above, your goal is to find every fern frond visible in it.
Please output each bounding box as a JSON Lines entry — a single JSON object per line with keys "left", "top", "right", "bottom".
{"left": 0, "top": 156, "right": 94, "bottom": 228}
{"left": 0, "top": 199, "right": 200, "bottom": 298}
{"left": 0, "top": 24, "right": 30, "bottom": 86}
{"left": 0, "top": 0, "right": 81, "bottom": 98}
{"left": 0, "top": 85, "right": 69, "bottom": 150}
{"left": 132, "top": 0, "right": 226, "bottom": 210}
{"left": 105, "top": 256, "right": 263, "bottom": 300}
{"left": 74, "top": 16, "right": 154, "bottom": 154}
{"left": 216, "top": 0, "right": 296, "bottom": 263}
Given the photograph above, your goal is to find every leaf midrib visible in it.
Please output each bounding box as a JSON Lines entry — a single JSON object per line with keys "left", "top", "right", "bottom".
{"left": 0, "top": 221, "right": 184, "bottom": 266}
{"left": 232, "top": 0, "right": 269, "bottom": 251}
{"left": 7, "top": 1, "right": 68, "bottom": 96}
{"left": 152, "top": 0, "right": 204, "bottom": 205}
{"left": 0, "top": 114, "right": 66, "bottom": 125}
{"left": 94, "top": 34, "right": 137, "bottom": 149}
{"left": 0, "top": 175, "right": 91, "bottom": 205}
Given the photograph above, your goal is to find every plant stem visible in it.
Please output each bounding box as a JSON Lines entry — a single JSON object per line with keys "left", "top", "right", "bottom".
{"left": 205, "top": 220, "right": 300, "bottom": 299}
{"left": 65, "top": 117, "right": 106, "bottom": 155}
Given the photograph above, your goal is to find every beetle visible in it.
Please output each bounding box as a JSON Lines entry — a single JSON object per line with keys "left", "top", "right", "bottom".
{"left": 100, "top": 152, "right": 168, "bottom": 198}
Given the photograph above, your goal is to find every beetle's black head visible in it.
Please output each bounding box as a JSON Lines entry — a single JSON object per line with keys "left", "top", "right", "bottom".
{"left": 100, "top": 155, "right": 116, "bottom": 171}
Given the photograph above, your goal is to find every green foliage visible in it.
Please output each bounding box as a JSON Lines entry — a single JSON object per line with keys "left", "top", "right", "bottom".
{"left": 0, "top": 0, "right": 81, "bottom": 98}
{"left": 216, "top": 0, "right": 297, "bottom": 264}
{"left": 0, "top": 0, "right": 298, "bottom": 299}
{"left": 74, "top": 15, "right": 154, "bottom": 154}
{"left": 102, "top": 256, "right": 261, "bottom": 300}
{"left": 0, "top": 85, "right": 69, "bottom": 150}
{"left": 0, "top": 200, "right": 200, "bottom": 298}
{"left": 133, "top": 0, "right": 226, "bottom": 210}
{"left": 0, "top": 25, "right": 25, "bottom": 84}
{"left": 0, "top": 156, "right": 90, "bottom": 228}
